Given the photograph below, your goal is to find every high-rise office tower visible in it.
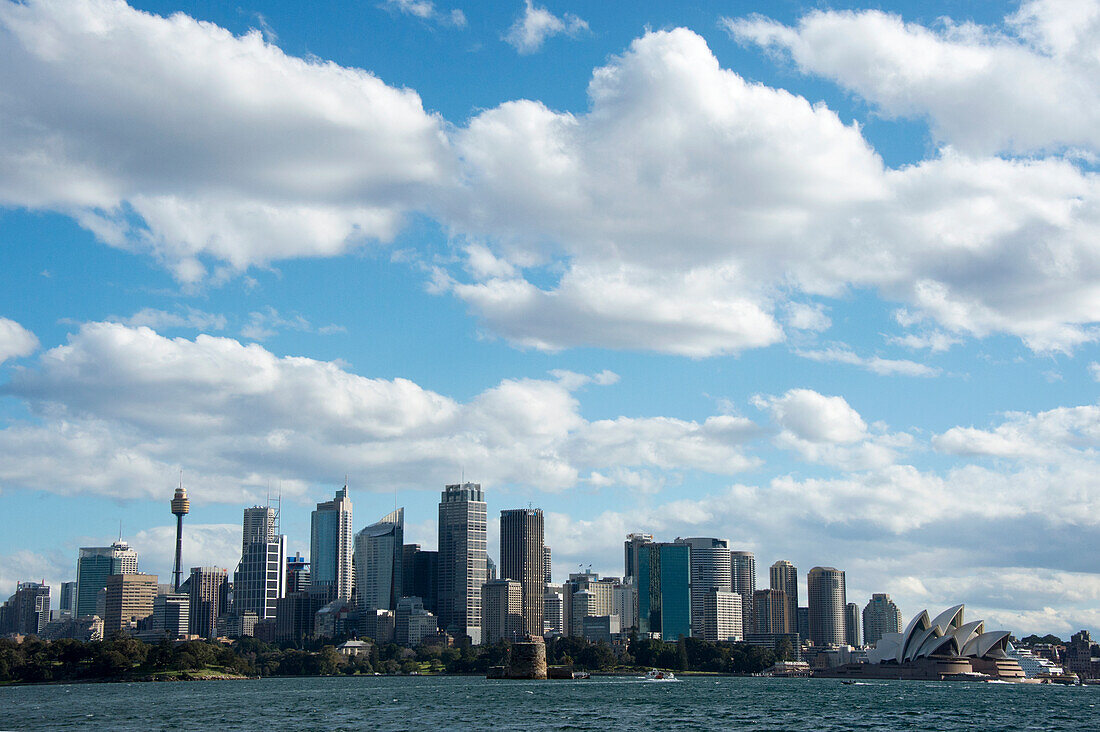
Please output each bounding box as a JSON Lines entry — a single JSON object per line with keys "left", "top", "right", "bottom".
{"left": 862, "top": 593, "right": 903, "bottom": 646}
{"left": 676, "top": 537, "right": 731, "bottom": 639}
{"left": 701, "top": 588, "right": 742, "bottom": 642}
{"left": 104, "top": 573, "right": 157, "bottom": 637}
{"left": 0, "top": 582, "right": 51, "bottom": 635}
{"left": 544, "top": 584, "right": 564, "bottom": 636}
{"left": 286, "top": 553, "right": 310, "bottom": 594}
{"left": 150, "top": 592, "right": 190, "bottom": 640}
{"left": 310, "top": 486, "right": 353, "bottom": 601}
{"left": 187, "top": 566, "right": 228, "bottom": 639}
{"left": 76, "top": 541, "right": 138, "bottom": 618}
{"left": 481, "top": 578, "right": 524, "bottom": 645}
{"left": 500, "top": 508, "right": 545, "bottom": 638}
{"left": 807, "top": 566, "right": 846, "bottom": 646}
{"left": 752, "top": 588, "right": 790, "bottom": 634}
{"left": 796, "top": 607, "right": 810, "bottom": 641}
{"left": 235, "top": 506, "right": 286, "bottom": 621}
{"left": 624, "top": 533, "right": 653, "bottom": 583}
{"left": 638, "top": 542, "right": 691, "bottom": 640}
{"left": 486, "top": 556, "right": 497, "bottom": 582}
{"left": 407, "top": 548, "right": 439, "bottom": 614}
{"left": 354, "top": 508, "right": 404, "bottom": 611}
{"left": 769, "top": 560, "right": 798, "bottom": 632}
{"left": 401, "top": 543, "right": 420, "bottom": 599}
{"left": 170, "top": 484, "right": 189, "bottom": 592}
{"left": 846, "top": 602, "right": 861, "bottom": 646}
{"left": 437, "top": 483, "right": 487, "bottom": 643}
{"left": 59, "top": 581, "right": 77, "bottom": 618}
{"left": 543, "top": 546, "right": 552, "bottom": 585}
{"left": 730, "top": 550, "right": 756, "bottom": 639}
{"left": 561, "top": 572, "right": 619, "bottom": 637}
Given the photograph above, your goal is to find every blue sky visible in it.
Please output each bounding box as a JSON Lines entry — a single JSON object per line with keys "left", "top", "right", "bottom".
{"left": 1, "top": 0, "right": 1099, "bottom": 637}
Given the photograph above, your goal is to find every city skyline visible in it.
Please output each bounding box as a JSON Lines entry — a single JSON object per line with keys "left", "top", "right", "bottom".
{"left": 1, "top": 0, "right": 1099, "bottom": 639}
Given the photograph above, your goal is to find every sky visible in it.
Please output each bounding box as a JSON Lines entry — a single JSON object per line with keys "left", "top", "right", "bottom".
{"left": 1, "top": 0, "right": 1099, "bottom": 638}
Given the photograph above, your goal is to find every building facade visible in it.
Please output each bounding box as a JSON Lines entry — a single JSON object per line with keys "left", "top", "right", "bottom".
{"left": 235, "top": 506, "right": 286, "bottom": 622}
{"left": 701, "top": 588, "right": 742, "bottom": 642}
{"left": 354, "top": 508, "right": 404, "bottom": 611}
{"left": 862, "top": 593, "right": 903, "bottom": 646}
{"left": 753, "top": 588, "right": 790, "bottom": 635}
{"left": 59, "top": 581, "right": 77, "bottom": 618}
{"left": 76, "top": 541, "right": 138, "bottom": 618}
{"left": 623, "top": 533, "right": 653, "bottom": 583}
{"left": 187, "top": 566, "right": 228, "bottom": 639}
{"left": 769, "top": 560, "right": 798, "bottom": 632}
{"left": 500, "top": 508, "right": 545, "bottom": 638}
{"left": 310, "top": 486, "right": 353, "bottom": 601}
{"left": 104, "top": 573, "right": 157, "bottom": 637}
{"left": 638, "top": 542, "right": 691, "bottom": 640}
{"left": 676, "top": 537, "right": 731, "bottom": 639}
{"left": 730, "top": 550, "right": 756, "bottom": 639}
{"left": 437, "top": 483, "right": 487, "bottom": 643}
{"left": 0, "top": 582, "right": 51, "bottom": 635}
{"left": 846, "top": 602, "right": 861, "bottom": 647}
{"left": 807, "top": 566, "right": 847, "bottom": 646}
{"left": 481, "top": 578, "right": 524, "bottom": 644}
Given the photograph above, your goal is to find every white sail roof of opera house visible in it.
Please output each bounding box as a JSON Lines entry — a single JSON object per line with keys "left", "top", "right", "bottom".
{"left": 866, "top": 605, "right": 1013, "bottom": 665}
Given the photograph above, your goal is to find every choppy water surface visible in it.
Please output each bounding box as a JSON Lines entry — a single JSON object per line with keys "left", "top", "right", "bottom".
{"left": 2, "top": 675, "right": 1096, "bottom": 730}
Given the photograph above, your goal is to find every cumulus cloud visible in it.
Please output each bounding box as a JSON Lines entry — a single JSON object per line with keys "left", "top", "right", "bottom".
{"left": 132, "top": 523, "right": 244, "bottom": 579}
{"left": 0, "top": 317, "right": 38, "bottom": 364}
{"left": 504, "top": 1, "right": 587, "bottom": 54}
{"left": 0, "top": 0, "right": 452, "bottom": 282}
{"left": 933, "top": 403, "right": 1100, "bottom": 462}
{"left": 724, "top": 0, "right": 1100, "bottom": 155}
{"left": 0, "top": 323, "right": 758, "bottom": 502}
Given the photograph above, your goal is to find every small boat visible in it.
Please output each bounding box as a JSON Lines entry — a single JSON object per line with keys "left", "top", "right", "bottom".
{"left": 644, "top": 669, "right": 677, "bottom": 681}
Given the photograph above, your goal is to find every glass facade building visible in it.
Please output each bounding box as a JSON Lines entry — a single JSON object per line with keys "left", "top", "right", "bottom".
{"left": 638, "top": 542, "right": 692, "bottom": 640}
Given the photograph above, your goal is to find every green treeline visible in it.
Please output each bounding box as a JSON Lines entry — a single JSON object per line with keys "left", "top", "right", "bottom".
{"left": 0, "top": 634, "right": 782, "bottom": 685}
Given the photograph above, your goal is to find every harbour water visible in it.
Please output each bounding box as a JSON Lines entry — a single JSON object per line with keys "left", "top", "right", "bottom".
{"left": 2, "top": 675, "right": 1095, "bottom": 730}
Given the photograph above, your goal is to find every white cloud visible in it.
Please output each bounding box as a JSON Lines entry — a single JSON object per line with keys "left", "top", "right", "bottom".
{"left": 0, "top": 323, "right": 758, "bottom": 502}
{"left": 114, "top": 306, "right": 227, "bottom": 332}
{"left": 887, "top": 330, "right": 962, "bottom": 353}
{"left": 724, "top": 1, "right": 1100, "bottom": 155}
{"left": 933, "top": 403, "right": 1100, "bottom": 462}
{"left": 0, "top": 317, "right": 38, "bottom": 364}
{"left": 132, "top": 523, "right": 243, "bottom": 580}
{"left": 381, "top": 0, "right": 467, "bottom": 28}
{"left": 795, "top": 345, "right": 940, "bottom": 377}
{"left": 754, "top": 388, "right": 867, "bottom": 444}
{"left": 504, "top": 1, "right": 587, "bottom": 55}
{"left": 0, "top": 0, "right": 453, "bottom": 282}
{"left": 785, "top": 302, "right": 831, "bottom": 332}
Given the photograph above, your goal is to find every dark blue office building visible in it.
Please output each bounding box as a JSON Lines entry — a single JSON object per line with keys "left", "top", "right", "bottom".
{"left": 638, "top": 542, "right": 692, "bottom": 640}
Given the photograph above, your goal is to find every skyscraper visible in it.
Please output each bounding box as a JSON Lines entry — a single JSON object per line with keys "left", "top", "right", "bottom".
{"left": 862, "top": 593, "right": 903, "bottom": 646}
{"left": 769, "top": 560, "right": 798, "bottom": 632}
{"left": 846, "top": 602, "right": 861, "bottom": 646}
{"left": 623, "top": 533, "right": 653, "bottom": 583}
{"left": 500, "top": 508, "right": 545, "bottom": 638}
{"left": 543, "top": 546, "right": 552, "bottom": 585}
{"left": 187, "top": 566, "right": 228, "bottom": 639}
{"left": 170, "top": 484, "right": 189, "bottom": 592}
{"left": 0, "top": 582, "right": 50, "bottom": 635}
{"left": 676, "top": 537, "right": 731, "bottom": 639}
{"left": 807, "top": 566, "right": 846, "bottom": 646}
{"left": 481, "top": 578, "right": 524, "bottom": 644}
{"left": 310, "top": 486, "right": 353, "bottom": 601}
{"left": 286, "top": 552, "right": 310, "bottom": 594}
{"left": 752, "top": 588, "right": 790, "bottom": 634}
{"left": 234, "top": 506, "right": 286, "bottom": 621}
{"left": 638, "top": 542, "right": 691, "bottom": 640}
{"left": 437, "top": 482, "right": 487, "bottom": 643}
{"left": 701, "top": 589, "right": 742, "bottom": 642}
{"left": 104, "top": 573, "right": 157, "bottom": 637}
{"left": 59, "top": 581, "right": 77, "bottom": 618}
{"left": 408, "top": 548, "right": 439, "bottom": 614}
{"left": 76, "top": 541, "right": 138, "bottom": 618}
{"left": 354, "top": 508, "right": 404, "bottom": 611}
{"left": 730, "top": 550, "right": 756, "bottom": 639}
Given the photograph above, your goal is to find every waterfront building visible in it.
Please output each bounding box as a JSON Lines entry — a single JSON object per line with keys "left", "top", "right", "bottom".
{"left": 187, "top": 566, "right": 228, "bottom": 639}
{"left": 753, "top": 588, "right": 790, "bottom": 635}
{"left": 354, "top": 508, "right": 404, "bottom": 611}
{"left": 395, "top": 596, "right": 438, "bottom": 647}
{"left": 846, "top": 602, "right": 861, "bottom": 647}
{"left": 581, "top": 614, "right": 621, "bottom": 644}
{"left": 623, "top": 533, "right": 653, "bottom": 583}
{"left": 76, "top": 541, "right": 138, "bottom": 618}
{"left": 1065, "top": 630, "right": 1100, "bottom": 679}
{"left": 562, "top": 572, "right": 619, "bottom": 637}
{"left": 675, "top": 537, "right": 731, "bottom": 639}
{"left": 807, "top": 567, "right": 847, "bottom": 646}
{"left": 0, "top": 582, "right": 51, "bottom": 635}
{"left": 701, "top": 588, "right": 742, "bottom": 642}
{"left": 500, "top": 507, "right": 545, "bottom": 638}
{"left": 862, "top": 593, "right": 903, "bottom": 646}
{"left": 544, "top": 583, "right": 564, "bottom": 636}
{"left": 235, "top": 506, "right": 286, "bottom": 622}
{"left": 310, "top": 486, "right": 353, "bottom": 601}
{"left": 59, "top": 581, "right": 77, "bottom": 618}
{"left": 286, "top": 552, "right": 310, "bottom": 594}
{"left": 482, "top": 578, "right": 524, "bottom": 644}
{"left": 730, "top": 550, "right": 756, "bottom": 639}
{"left": 638, "top": 542, "right": 691, "bottom": 640}
{"left": 150, "top": 592, "right": 189, "bottom": 639}
{"left": 437, "top": 482, "right": 487, "bottom": 644}
{"left": 769, "top": 560, "right": 798, "bottom": 631}
{"left": 104, "top": 573, "right": 157, "bottom": 637}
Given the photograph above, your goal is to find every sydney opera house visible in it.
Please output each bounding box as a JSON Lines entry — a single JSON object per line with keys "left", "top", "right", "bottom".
{"left": 820, "top": 605, "right": 1025, "bottom": 681}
